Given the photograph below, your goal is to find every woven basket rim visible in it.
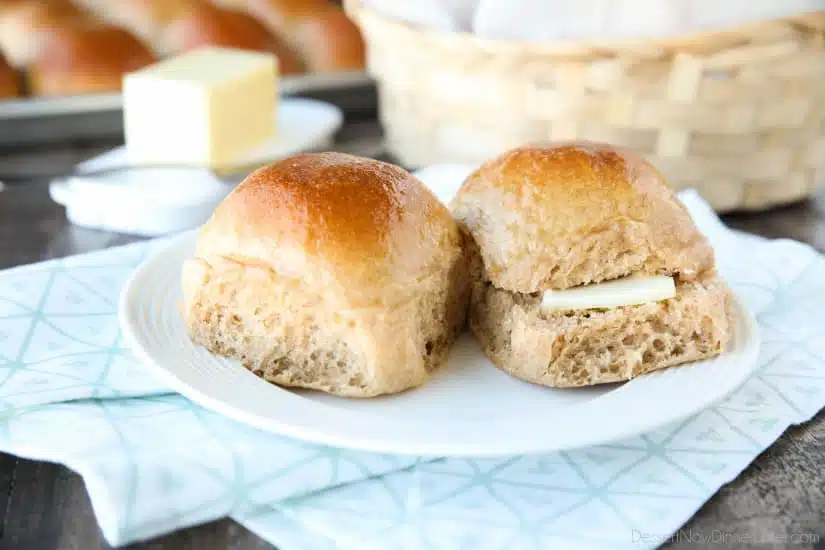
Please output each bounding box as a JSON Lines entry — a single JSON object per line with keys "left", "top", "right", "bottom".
{"left": 344, "top": 0, "right": 825, "bottom": 59}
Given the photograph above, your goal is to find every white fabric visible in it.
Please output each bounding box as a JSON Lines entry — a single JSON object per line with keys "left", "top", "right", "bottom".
{"left": 363, "top": 0, "right": 822, "bottom": 40}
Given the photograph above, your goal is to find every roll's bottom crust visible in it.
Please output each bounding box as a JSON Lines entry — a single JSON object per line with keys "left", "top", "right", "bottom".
{"left": 469, "top": 273, "right": 733, "bottom": 388}
{"left": 182, "top": 253, "right": 470, "bottom": 398}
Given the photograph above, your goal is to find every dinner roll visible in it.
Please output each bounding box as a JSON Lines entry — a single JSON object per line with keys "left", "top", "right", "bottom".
{"left": 451, "top": 142, "right": 715, "bottom": 294}
{"left": 247, "top": 0, "right": 327, "bottom": 30}
{"left": 28, "top": 23, "right": 157, "bottom": 96}
{"left": 250, "top": 0, "right": 365, "bottom": 71}
{"left": 0, "top": 0, "right": 89, "bottom": 68}
{"left": 182, "top": 152, "right": 470, "bottom": 397}
{"left": 0, "top": 51, "right": 20, "bottom": 98}
{"left": 70, "top": 0, "right": 191, "bottom": 50}
{"left": 289, "top": 6, "right": 366, "bottom": 72}
{"left": 453, "top": 142, "right": 732, "bottom": 388}
{"left": 162, "top": 1, "right": 302, "bottom": 73}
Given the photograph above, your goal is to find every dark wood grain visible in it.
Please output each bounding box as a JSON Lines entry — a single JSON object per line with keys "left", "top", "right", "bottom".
{"left": 1, "top": 458, "right": 96, "bottom": 550}
{"left": 0, "top": 457, "right": 272, "bottom": 550}
{"left": 665, "top": 417, "right": 825, "bottom": 550}
{"left": 725, "top": 199, "right": 825, "bottom": 254}
{"left": 0, "top": 454, "right": 17, "bottom": 542}
{"left": 1, "top": 122, "right": 825, "bottom": 549}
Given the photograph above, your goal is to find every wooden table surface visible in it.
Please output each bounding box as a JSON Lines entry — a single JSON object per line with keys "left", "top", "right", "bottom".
{"left": 1, "top": 123, "right": 825, "bottom": 550}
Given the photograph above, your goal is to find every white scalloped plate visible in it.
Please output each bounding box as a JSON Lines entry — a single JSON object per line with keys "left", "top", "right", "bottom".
{"left": 48, "top": 98, "right": 344, "bottom": 237}
{"left": 119, "top": 233, "right": 760, "bottom": 458}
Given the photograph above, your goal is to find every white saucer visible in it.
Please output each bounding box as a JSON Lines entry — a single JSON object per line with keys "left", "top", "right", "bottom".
{"left": 120, "top": 239, "right": 760, "bottom": 457}
{"left": 50, "top": 97, "right": 343, "bottom": 237}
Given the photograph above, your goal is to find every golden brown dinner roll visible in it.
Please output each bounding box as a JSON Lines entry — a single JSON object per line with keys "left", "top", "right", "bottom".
{"left": 28, "top": 23, "right": 157, "bottom": 96}
{"left": 182, "top": 152, "right": 471, "bottom": 398}
{"left": 289, "top": 6, "right": 366, "bottom": 72}
{"left": 250, "top": 0, "right": 365, "bottom": 71}
{"left": 0, "top": 51, "right": 20, "bottom": 98}
{"left": 452, "top": 142, "right": 732, "bottom": 388}
{"left": 70, "top": 0, "right": 192, "bottom": 50}
{"left": 247, "top": 0, "right": 327, "bottom": 30}
{"left": 0, "top": 0, "right": 89, "bottom": 67}
{"left": 162, "top": 1, "right": 302, "bottom": 73}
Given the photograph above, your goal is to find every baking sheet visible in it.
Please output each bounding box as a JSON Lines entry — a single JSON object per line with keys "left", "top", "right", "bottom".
{"left": 0, "top": 71, "right": 375, "bottom": 148}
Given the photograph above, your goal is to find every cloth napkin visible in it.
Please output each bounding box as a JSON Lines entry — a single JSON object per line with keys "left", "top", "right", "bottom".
{"left": 0, "top": 180, "right": 824, "bottom": 548}
{"left": 0, "top": 239, "right": 422, "bottom": 545}
{"left": 365, "top": 0, "right": 821, "bottom": 40}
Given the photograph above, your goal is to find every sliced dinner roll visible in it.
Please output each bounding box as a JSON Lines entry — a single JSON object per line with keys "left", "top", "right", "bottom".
{"left": 182, "top": 153, "right": 471, "bottom": 397}
{"left": 467, "top": 248, "right": 732, "bottom": 388}
{"left": 452, "top": 142, "right": 733, "bottom": 388}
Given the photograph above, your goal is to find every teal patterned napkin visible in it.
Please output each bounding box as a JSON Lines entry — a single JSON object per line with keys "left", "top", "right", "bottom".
{"left": 0, "top": 239, "right": 421, "bottom": 546}
{"left": 234, "top": 191, "right": 825, "bottom": 550}
{"left": 0, "top": 187, "right": 824, "bottom": 549}
{"left": 0, "top": 241, "right": 170, "bottom": 408}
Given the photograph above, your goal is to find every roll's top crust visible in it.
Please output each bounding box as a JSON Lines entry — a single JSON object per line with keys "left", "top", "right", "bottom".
{"left": 0, "top": 0, "right": 89, "bottom": 67}
{"left": 451, "top": 142, "right": 715, "bottom": 293}
{"left": 195, "top": 152, "right": 462, "bottom": 307}
{"left": 29, "top": 23, "right": 157, "bottom": 96}
{"left": 249, "top": 0, "right": 365, "bottom": 72}
{"left": 0, "top": 51, "right": 19, "bottom": 98}
{"left": 288, "top": 7, "right": 366, "bottom": 72}
{"left": 162, "top": 2, "right": 301, "bottom": 73}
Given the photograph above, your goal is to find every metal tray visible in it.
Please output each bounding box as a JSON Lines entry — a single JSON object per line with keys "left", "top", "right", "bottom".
{"left": 0, "top": 71, "right": 376, "bottom": 148}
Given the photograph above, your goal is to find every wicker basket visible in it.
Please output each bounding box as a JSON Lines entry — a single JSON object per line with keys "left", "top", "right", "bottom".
{"left": 345, "top": 2, "right": 825, "bottom": 212}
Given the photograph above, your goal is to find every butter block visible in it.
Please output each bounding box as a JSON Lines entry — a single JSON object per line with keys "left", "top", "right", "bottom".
{"left": 541, "top": 275, "right": 676, "bottom": 312}
{"left": 123, "top": 47, "right": 278, "bottom": 171}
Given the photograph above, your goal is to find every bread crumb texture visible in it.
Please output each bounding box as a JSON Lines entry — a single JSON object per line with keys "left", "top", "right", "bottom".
{"left": 466, "top": 238, "right": 733, "bottom": 388}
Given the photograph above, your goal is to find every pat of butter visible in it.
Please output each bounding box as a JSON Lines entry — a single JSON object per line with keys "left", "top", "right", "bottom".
{"left": 123, "top": 46, "right": 278, "bottom": 172}
{"left": 541, "top": 275, "right": 676, "bottom": 312}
